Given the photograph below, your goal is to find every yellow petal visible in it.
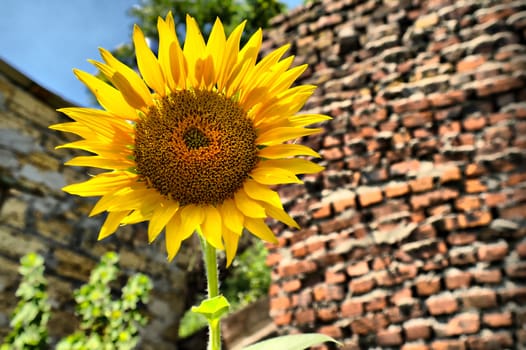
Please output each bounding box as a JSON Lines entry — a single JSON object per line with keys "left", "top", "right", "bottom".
{"left": 256, "top": 127, "right": 323, "bottom": 145}
{"left": 99, "top": 47, "right": 153, "bottom": 106}
{"left": 260, "top": 158, "right": 324, "bottom": 175}
{"left": 250, "top": 166, "right": 303, "bottom": 185}
{"left": 243, "top": 179, "right": 283, "bottom": 209}
{"left": 63, "top": 172, "right": 137, "bottom": 196}
{"left": 165, "top": 214, "right": 183, "bottom": 261}
{"left": 133, "top": 24, "right": 166, "bottom": 94}
{"left": 201, "top": 206, "right": 224, "bottom": 249}
{"left": 180, "top": 204, "right": 204, "bottom": 239}
{"left": 65, "top": 156, "right": 133, "bottom": 170}
{"left": 219, "top": 199, "right": 244, "bottom": 234}
{"left": 183, "top": 15, "right": 206, "bottom": 87}
{"left": 204, "top": 18, "right": 226, "bottom": 87}
{"left": 244, "top": 217, "right": 278, "bottom": 244}
{"left": 157, "top": 13, "right": 179, "bottom": 91}
{"left": 261, "top": 203, "right": 299, "bottom": 229}
{"left": 217, "top": 20, "right": 246, "bottom": 91}
{"left": 288, "top": 114, "right": 332, "bottom": 127}
{"left": 234, "top": 189, "right": 266, "bottom": 218}
{"left": 74, "top": 69, "right": 138, "bottom": 120}
{"left": 222, "top": 226, "right": 240, "bottom": 267}
{"left": 98, "top": 210, "right": 130, "bottom": 240}
{"left": 258, "top": 144, "right": 320, "bottom": 159}
{"left": 148, "top": 200, "right": 179, "bottom": 243}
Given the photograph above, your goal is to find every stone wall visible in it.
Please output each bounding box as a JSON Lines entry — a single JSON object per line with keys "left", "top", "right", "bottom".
{"left": 263, "top": 0, "right": 526, "bottom": 348}
{"left": 0, "top": 58, "right": 191, "bottom": 349}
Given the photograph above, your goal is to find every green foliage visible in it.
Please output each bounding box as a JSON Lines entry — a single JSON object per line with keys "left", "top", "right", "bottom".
{"left": 106, "top": 0, "right": 285, "bottom": 70}
{"left": 1, "top": 252, "right": 152, "bottom": 350}
{"left": 1, "top": 253, "right": 50, "bottom": 350}
{"left": 57, "top": 252, "right": 153, "bottom": 350}
{"left": 223, "top": 240, "right": 271, "bottom": 307}
{"left": 242, "top": 333, "right": 341, "bottom": 350}
{"left": 178, "top": 240, "right": 271, "bottom": 338}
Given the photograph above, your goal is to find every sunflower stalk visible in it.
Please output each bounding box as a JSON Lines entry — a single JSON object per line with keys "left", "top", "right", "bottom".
{"left": 195, "top": 234, "right": 228, "bottom": 350}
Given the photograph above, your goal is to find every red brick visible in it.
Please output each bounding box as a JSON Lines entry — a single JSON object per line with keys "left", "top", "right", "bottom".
{"left": 350, "top": 313, "right": 388, "bottom": 335}
{"left": 462, "top": 287, "right": 497, "bottom": 309}
{"left": 282, "top": 279, "right": 301, "bottom": 293}
{"left": 317, "top": 325, "right": 342, "bottom": 339}
{"left": 462, "top": 115, "right": 487, "bottom": 131}
{"left": 500, "top": 203, "right": 526, "bottom": 220}
{"left": 457, "top": 211, "right": 492, "bottom": 228}
{"left": 431, "top": 339, "right": 466, "bottom": 350}
{"left": 439, "top": 121, "right": 461, "bottom": 135}
{"left": 325, "top": 267, "right": 346, "bottom": 284}
{"left": 465, "top": 179, "right": 488, "bottom": 193}
{"left": 466, "top": 331, "right": 514, "bottom": 349}
{"left": 273, "top": 312, "right": 292, "bottom": 326}
{"left": 415, "top": 275, "right": 441, "bottom": 296}
{"left": 291, "top": 243, "right": 308, "bottom": 258}
{"left": 306, "top": 236, "right": 326, "bottom": 253}
{"left": 268, "top": 284, "right": 280, "bottom": 296}
{"left": 445, "top": 268, "right": 472, "bottom": 289}
{"left": 428, "top": 90, "right": 466, "bottom": 107}
{"left": 455, "top": 196, "right": 481, "bottom": 212}
{"left": 357, "top": 186, "right": 383, "bottom": 207}
{"left": 317, "top": 305, "right": 339, "bottom": 322}
{"left": 457, "top": 55, "right": 486, "bottom": 72}
{"left": 447, "top": 232, "right": 476, "bottom": 246}
{"left": 447, "top": 312, "right": 480, "bottom": 336}
{"left": 426, "top": 293, "right": 459, "bottom": 315}
{"left": 321, "top": 147, "right": 343, "bottom": 160}
{"left": 404, "top": 319, "right": 432, "bottom": 341}
{"left": 409, "top": 176, "right": 435, "bottom": 193}
{"left": 402, "top": 344, "right": 430, "bottom": 350}
{"left": 506, "top": 261, "right": 526, "bottom": 279}
{"left": 341, "top": 299, "right": 363, "bottom": 318}
{"left": 331, "top": 191, "right": 356, "bottom": 213}
{"left": 376, "top": 326, "right": 403, "bottom": 346}
{"left": 384, "top": 181, "right": 410, "bottom": 198}
{"left": 391, "top": 287, "right": 413, "bottom": 305}
{"left": 477, "top": 241, "right": 508, "bottom": 262}
{"left": 310, "top": 201, "right": 332, "bottom": 219}
{"left": 517, "top": 239, "right": 526, "bottom": 258}
{"left": 449, "top": 245, "right": 478, "bottom": 266}
{"left": 270, "top": 296, "right": 291, "bottom": 310}
{"left": 439, "top": 165, "right": 462, "bottom": 183}
{"left": 372, "top": 256, "right": 391, "bottom": 271}
{"left": 346, "top": 261, "right": 369, "bottom": 277}
{"left": 391, "top": 160, "right": 421, "bottom": 175}
{"left": 349, "top": 275, "right": 376, "bottom": 294}
{"left": 483, "top": 311, "right": 513, "bottom": 328}
{"left": 294, "top": 308, "right": 315, "bottom": 325}
{"left": 471, "top": 268, "right": 502, "bottom": 284}
{"left": 465, "top": 163, "right": 485, "bottom": 177}
{"left": 365, "top": 293, "right": 387, "bottom": 312}
{"left": 266, "top": 252, "right": 282, "bottom": 266}
{"left": 403, "top": 111, "right": 434, "bottom": 128}
{"left": 392, "top": 96, "right": 430, "bottom": 113}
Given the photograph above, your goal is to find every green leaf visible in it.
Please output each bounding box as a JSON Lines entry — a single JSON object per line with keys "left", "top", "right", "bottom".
{"left": 242, "top": 334, "right": 341, "bottom": 350}
{"left": 191, "top": 295, "right": 230, "bottom": 321}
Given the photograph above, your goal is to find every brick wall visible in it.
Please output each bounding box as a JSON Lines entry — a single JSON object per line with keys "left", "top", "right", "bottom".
{"left": 0, "top": 58, "right": 191, "bottom": 350}
{"left": 263, "top": 0, "right": 526, "bottom": 348}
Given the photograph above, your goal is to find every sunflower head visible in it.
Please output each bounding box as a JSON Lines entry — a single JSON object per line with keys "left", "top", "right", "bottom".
{"left": 51, "top": 13, "right": 329, "bottom": 266}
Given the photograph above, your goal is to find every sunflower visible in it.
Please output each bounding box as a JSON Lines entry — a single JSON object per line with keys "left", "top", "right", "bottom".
{"left": 51, "top": 13, "right": 328, "bottom": 265}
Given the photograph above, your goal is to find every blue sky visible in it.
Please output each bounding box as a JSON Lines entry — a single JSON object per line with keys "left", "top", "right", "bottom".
{"left": 0, "top": 0, "right": 302, "bottom": 107}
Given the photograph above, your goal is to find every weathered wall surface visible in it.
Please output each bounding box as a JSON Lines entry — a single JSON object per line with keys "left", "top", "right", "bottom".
{"left": 263, "top": 0, "right": 526, "bottom": 348}
{"left": 0, "top": 59, "right": 190, "bottom": 349}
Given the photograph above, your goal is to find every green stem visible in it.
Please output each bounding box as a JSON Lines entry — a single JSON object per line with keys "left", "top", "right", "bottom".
{"left": 200, "top": 235, "right": 221, "bottom": 350}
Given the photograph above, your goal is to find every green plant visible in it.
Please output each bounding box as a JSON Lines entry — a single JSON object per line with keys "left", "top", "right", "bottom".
{"left": 1, "top": 253, "right": 50, "bottom": 350}
{"left": 57, "top": 252, "right": 153, "bottom": 350}
{"left": 178, "top": 240, "right": 271, "bottom": 338}
{"left": 223, "top": 240, "right": 271, "bottom": 307}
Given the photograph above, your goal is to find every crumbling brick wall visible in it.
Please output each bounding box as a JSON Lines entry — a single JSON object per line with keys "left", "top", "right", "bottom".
{"left": 263, "top": 0, "right": 526, "bottom": 348}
